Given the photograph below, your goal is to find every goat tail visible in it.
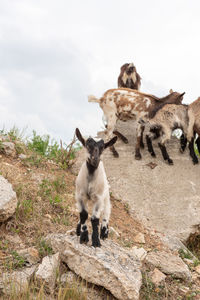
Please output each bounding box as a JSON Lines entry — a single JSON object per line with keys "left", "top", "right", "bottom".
{"left": 88, "top": 95, "right": 100, "bottom": 103}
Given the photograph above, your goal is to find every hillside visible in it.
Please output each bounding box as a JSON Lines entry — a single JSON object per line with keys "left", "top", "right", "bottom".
{"left": 0, "top": 128, "right": 200, "bottom": 299}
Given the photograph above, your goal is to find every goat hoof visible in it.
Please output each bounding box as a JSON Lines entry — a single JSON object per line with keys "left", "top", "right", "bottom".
{"left": 151, "top": 152, "right": 156, "bottom": 157}
{"left": 140, "top": 142, "right": 145, "bottom": 149}
{"left": 92, "top": 238, "right": 101, "bottom": 247}
{"left": 113, "top": 151, "right": 119, "bottom": 158}
{"left": 80, "top": 230, "right": 89, "bottom": 244}
{"left": 100, "top": 226, "right": 108, "bottom": 240}
{"left": 123, "top": 138, "right": 129, "bottom": 144}
{"left": 135, "top": 153, "right": 142, "bottom": 160}
{"left": 193, "top": 159, "right": 198, "bottom": 165}
{"left": 168, "top": 159, "right": 173, "bottom": 165}
{"left": 179, "top": 148, "right": 184, "bottom": 154}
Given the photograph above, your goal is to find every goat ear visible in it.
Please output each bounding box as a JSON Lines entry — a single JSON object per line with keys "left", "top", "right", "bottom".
{"left": 180, "top": 92, "right": 185, "bottom": 97}
{"left": 75, "top": 128, "right": 85, "bottom": 147}
{"left": 104, "top": 136, "right": 118, "bottom": 149}
{"left": 169, "top": 89, "right": 173, "bottom": 94}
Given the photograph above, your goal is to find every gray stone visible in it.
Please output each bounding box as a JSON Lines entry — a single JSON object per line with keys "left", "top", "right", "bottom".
{"left": 73, "top": 120, "right": 200, "bottom": 242}
{"left": 18, "top": 247, "right": 40, "bottom": 265}
{"left": 35, "top": 252, "right": 60, "bottom": 293}
{"left": 0, "top": 175, "right": 17, "bottom": 222}
{"left": 45, "top": 233, "right": 142, "bottom": 300}
{"left": 2, "top": 141, "right": 16, "bottom": 156}
{"left": 145, "top": 250, "right": 191, "bottom": 280}
{"left": 0, "top": 266, "right": 36, "bottom": 295}
{"left": 130, "top": 246, "right": 147, "bottom": 261}
{"left": 18, "top": 153, "right": 27, "bottom": 160}
{"left": 150, "top": 268, "right": 166, "bottom": 285}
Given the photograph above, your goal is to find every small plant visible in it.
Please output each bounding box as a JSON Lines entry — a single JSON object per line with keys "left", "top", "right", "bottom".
{"left": 38, "top": 239, "right": 53, "bottom": 258}
{"left": 124, "top": 203, "right": 130, "bottom": 214}
{"left": 179, "top": 248, "right": 193, "bottom": 260}
{"left": 8, "top": 251, "right": 26, "bottom": 269}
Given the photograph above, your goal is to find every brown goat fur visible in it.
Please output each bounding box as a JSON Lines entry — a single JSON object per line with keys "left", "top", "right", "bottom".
{"left": 118, "top": 63, "right": 141, "bottom": 90}
{"left": 88, "top": 88, "right": 185, "bottom": 159}
{"left": 145, "top": 104, "right": 196, "bottom": 164}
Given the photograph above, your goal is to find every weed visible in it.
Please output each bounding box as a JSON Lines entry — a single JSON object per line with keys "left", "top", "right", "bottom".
{"left": 6, "top": 251, "right": 26, "bottom": 270}
{"left": 124, "top": 203, "right": 130, "bottom": 214}
{"left": 38, "top": 239, "right": 53, "bottom": 258}
{"left": 179, "top": 248, "right": 193, "bottom": 260}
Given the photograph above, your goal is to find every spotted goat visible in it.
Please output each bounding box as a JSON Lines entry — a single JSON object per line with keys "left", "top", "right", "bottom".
{"left": 144, "top": 103, "right": 196, "bottom": 165}
{"left": 75, "top": 128, "right": 117, "bottom": 247}
{"left": 88, "top": 88, "right": 185, "bottom": 159}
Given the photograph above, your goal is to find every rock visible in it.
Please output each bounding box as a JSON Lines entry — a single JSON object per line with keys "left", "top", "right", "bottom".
{"left": 18, "top": 247, "right": 40, "bottom": 265}
{"left": 0, "top": 175, "right": 18, "bottom": 222}
{"left": 195, "top": 265, "right": 200, "bottom": 275}
{"left": 45, "top": 233, "right": 142, "bottom": 300}
{"left": 145, "top": 251, "right": 191, "bottom": 280}
{"left": 150, "top": 268, "right": 166, "bottom": 285}
{"left": 133, "top": 233, "right": 145, "bottom": 244}
{"left": 35, "top": 252, "right": 60, "bottom": 293}
{"left": 18, "top": 153, "right": 27, "bottom": 160}
{"left": 130, "top": 246, "right": 147, "bottom": 261}
{"left": 0, "top": 266, "right": 36, "bottom": 295}
{"left": 60, "top": 271, "right": 76, "bottom": 285}
{"left": 1, "top": 142, "right": 16, "bottom": 156}
{"left": 73, "top": 120, "right": 200, "bottom": 242}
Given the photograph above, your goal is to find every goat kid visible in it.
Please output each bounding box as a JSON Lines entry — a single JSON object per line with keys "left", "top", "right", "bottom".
{"left": 118, "top": 63, "right": 141, "bottom": 90}
{"left": 144, "top": 104, "right": 196, "bottom": 165}
{"left": 88, "top": 88, "right": 185, "bottom": 159}
{"left": 75, "top": 128, "right": 117, "bottom": 247}
{"left": 180, "top": 97, "right": 200, "bottom": 163}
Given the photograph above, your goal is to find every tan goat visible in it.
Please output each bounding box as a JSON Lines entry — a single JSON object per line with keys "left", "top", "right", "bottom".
{"left": 145, "top": 104, "right": 196, "bottom": 165}
{"left": 88, "top": 88, "right": 185, "bottom": 159}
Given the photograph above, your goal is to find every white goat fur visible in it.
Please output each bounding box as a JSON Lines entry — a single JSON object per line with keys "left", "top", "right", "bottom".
{"left": 75, "top": 159, "right": 111, "bottom": 229}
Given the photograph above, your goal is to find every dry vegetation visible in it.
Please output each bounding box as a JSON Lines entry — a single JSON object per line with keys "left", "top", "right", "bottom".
{"left": 0, "top": 128, "right": 200, "bottom": 299}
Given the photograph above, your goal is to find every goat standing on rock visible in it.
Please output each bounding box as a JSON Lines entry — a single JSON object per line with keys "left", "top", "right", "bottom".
{"left": 75, "top": 128, "right": 117, "bottom": 247}
{"left": 88, "top": 89, "right": 185, "bottom": 159}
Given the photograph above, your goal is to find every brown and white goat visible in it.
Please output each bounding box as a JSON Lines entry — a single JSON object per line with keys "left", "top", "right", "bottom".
{"left": 75, "top": 128, "right": 117, "bottom": 247}
{"left": 145, "top": 104, "right": 196, "bottom": 165}
{"left": 88, "top": 88, "right": 185, "bottom": 159}
{"left": 118, "top": 63, "right": 141, "bottom": 90}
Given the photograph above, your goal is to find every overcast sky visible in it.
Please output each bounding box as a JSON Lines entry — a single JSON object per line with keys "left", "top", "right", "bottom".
{"left": 0, "top": 0, "right": 200, "bottom": 144}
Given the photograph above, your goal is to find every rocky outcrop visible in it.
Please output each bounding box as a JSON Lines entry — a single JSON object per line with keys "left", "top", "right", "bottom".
{"left": 1, "top": 141, "right": 16, "bottom": 157}
{"left": 45, "top": 234, "right": 142, "bottom": 300}
{"left": 145, "top": 250, "right": 191, "bottom": 280}
{"left": 0, "top": 175, "right": 17, "bottom": 222}
{"left": 35, "top": 252, "right": 60, "bottom": 293}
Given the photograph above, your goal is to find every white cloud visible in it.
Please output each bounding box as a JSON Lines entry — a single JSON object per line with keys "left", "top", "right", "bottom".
{"left": 0, "top": 0, "right": 199, "bottom": 143}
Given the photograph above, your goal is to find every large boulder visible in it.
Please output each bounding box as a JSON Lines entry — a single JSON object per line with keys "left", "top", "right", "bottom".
{"left": 45, "top": 233, "right": 142, "bottom": 300}
{"left": 0, "top": 175, "right": 17, "bottom": 222}
{"left": 73, "top": 120, "right": 200, "bottom": 242}
{"left": 145, "top": 250, "right": 191, "bottom": 280}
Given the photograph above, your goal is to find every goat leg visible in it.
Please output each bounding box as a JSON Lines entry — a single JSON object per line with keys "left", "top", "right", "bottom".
{"left": 189, "top": 137, "right": 198, "bottom": 164}
{"left": 110, "top": 145, "right": 119, "bottom": 157}
{"left": 158, "top": 142, "right": 173, "bottom": 165}
{"left": 146, "top": 135, "right": 156, "bottom": 157}
{"left": 113, "top": 130, "right": 128, "bottom": 144}
{"left": 196, "top": 136, "right": 200, "bottom": 154}
{"left": 78, "top": 208, "right": 89, "bottom": 244}
{"left": 180, "top": 133, "right": 187, "bottom": 153}
{"left": 91, "top": 217, "right": 101, "bottom": 247}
